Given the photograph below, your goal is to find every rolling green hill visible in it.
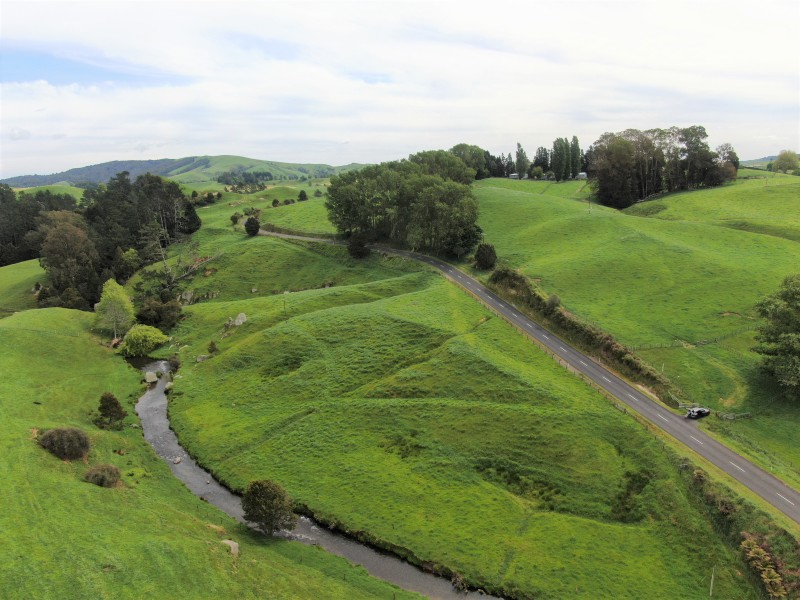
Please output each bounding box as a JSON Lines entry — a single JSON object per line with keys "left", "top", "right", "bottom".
{"left": 473, "top": 176, "right": 800, "bottom": 487}
{"left": 13, "top": 183, "right": 86, "bottom": 200}
{"left": 0, "top": 306, "right": 419, "bottom": 600}
{"left": 146, "top": 206, "right": 755, "bottom": 598}
{"left": 1, "top": 156, "right": 365, "bottom": 190}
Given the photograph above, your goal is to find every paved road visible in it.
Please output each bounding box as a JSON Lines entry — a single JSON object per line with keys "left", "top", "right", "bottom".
{"left": 263, "top": 231, "right": 800, "bottom": 525}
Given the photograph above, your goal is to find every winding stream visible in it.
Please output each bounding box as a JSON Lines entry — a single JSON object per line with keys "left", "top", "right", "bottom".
{"left": 135, "top": 361, "right": 499, "bottom": 600}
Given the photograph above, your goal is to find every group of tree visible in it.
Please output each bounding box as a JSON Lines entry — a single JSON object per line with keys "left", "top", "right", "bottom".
{"left": 0, "top": 187, "right": 77, "bottom": 265}
{"left": 0, "top": 172, "right": 202, "bottom": 312}
{"left": 586, "top": 126, "right": 739, "bottom": 208}
{"left": 325, "top": 150, "right": 481, "bottom": 257}
{"left": 767, "top": 150, "right": 799, "bottom": 174}
{"left": 216, "top": 169, "right": 275, "bottom": 187}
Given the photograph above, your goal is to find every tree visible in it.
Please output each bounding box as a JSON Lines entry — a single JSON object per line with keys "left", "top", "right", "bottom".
{"left": 242, "top": 479, "right": 297, "bottom": 535}
{"left": 474, "top": 243, "right": 497, "bottom": 269}
{"left": 95, "top": 392, "right": 128, "bottom": 429}
{"left": 120, "top": 324, "right": 169, "bottom": 357}
{"left": 588, "top": 133, "right": 638, "bottom": 208}
{"left": 570, "top": 136, "right": 582, "bottom": 178}
{"left": 772, "top": 150, "right": 799, "bottom": 174}
{"left": 515, "top": 143, "right": 530, "bottom": 179}
{"left": 298, "top": 190, "right": 308, "bottom": 201}
{"left": 533, "top": 146, "right": 549, "bottom": 171}
{"left": 716, "top": 143, "right": 740, "bottom": 170}
{"left": 754, "top": 274, "right": 800, "bottom": 397}
{"left": 39, "top": 221, "right": 100, "bottom": 305}
{"left": 450, "top": 143, "right": 491, "bottom": 179}
{"left": 244, "top": 217, "right": 260, "bottom": 236}
{"left": 179, "top": 200, "right": 201, "bottom": 234}
{"left": 348, "top": 233, "right": 371, "bottom": 258}
{"left": 95, "top": 279, "right": 135, "bottom": 339}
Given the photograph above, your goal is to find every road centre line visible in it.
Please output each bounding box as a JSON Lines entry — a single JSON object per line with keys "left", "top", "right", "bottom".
{"left": 777, "top": 493, "right": 796, "bottom": 506}
{"left": 690, "top": 435, "right": 704, "bottom": 446}
{"left": 601, "top": 375, "right": 611, "bottom": 383}
{"left": 729, "top": 461, "right": 747, "bottom": 473}
{"left": 626, "top": 393, "right": 638, "bottom": 402}
{"left": 657, "top": 414, "right": 669, "bottom": 422}
{"left": 579, "top": 360, "right": 588, "bottom": 366}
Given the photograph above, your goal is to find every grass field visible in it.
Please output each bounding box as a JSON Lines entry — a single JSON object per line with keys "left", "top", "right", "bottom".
{"left": 0, "top": 259, "right": 46, "bottom": 316}
{"left": 0, "top": 306, "right": 421, "bottom": 600}
{"left": 14, "top": 183, "right": 86, "bottom": 199}
{"left": 625, "top": 172, "right": 800, "bottom": 242}
{"left": 472, "top": 176, "right": 800, "bottom": 487}
{"left": 159, "top": 227, "right": 755, "bottom": 598}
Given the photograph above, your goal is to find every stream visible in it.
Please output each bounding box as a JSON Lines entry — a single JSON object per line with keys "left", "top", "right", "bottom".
{"left": 135, "top": 360, "right": 499, "bottom": 600}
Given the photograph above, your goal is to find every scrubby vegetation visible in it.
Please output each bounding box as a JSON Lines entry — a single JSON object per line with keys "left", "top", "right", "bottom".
{"left": 84, "top": 464, "right": 121, "bottom": 487}
{"left": 119, "top": 324, "right": 169, "bottom": 357}
{"left": 38, "top": 427, "right": 90, "bottom": 460}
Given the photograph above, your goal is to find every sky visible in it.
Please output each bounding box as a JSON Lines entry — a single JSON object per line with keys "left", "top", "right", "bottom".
{"left": 1, "top": 0, "right": 798, "bottom": 178}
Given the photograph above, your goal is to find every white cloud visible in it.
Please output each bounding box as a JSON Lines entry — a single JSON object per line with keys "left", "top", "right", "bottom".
{"left": 1, "top": 0, "right": 798, "bottom": 177}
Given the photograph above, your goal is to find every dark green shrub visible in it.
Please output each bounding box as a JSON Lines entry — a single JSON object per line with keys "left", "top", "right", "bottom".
{"left": 244, "top": 217, "right": 260, "bottom": 237}
{"left": 84, "top": 464, "right": 121, "bottom": 488}
{"left": 347, "top": 234, "right": 371, "bottom": 259}
{"left": 546, "top": 294, "right": 561, "bottom": 313}
{"left": 119, "top": 324, "right": 169, "bottom": 357}
{"left": 474, "top": 243, "right": 497, "bottom": 270}
{"left": 242, "top": 479, "right": 297, "bottom": 535}
{"left": 168, "top": 355, "right": 181, "bottom": 372}
{"left": 208, "top": 340, "right": 218, "bottom": 354}
{"left": 272, "top": 199, "right": 280, "bottom": 207}
{"left": 298, "top": 190, "right": 308, "bottom": 201}
{"left": 39, "top": 427, "right": 90, "bottom": 460}
{"left": 94, "top": 392, "right": 127, "bottom": 429}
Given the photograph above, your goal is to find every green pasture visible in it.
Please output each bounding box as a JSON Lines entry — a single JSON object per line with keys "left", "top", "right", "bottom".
{"left": 0, "top": 307, "right": 419, "bottom": 600}
{"left": 625, "top": 174, "right": 800, "bottom": 242}
{"left": 163, "top": 233, "right": 753, "bottom": 599}
{"left": 0, "top": 259, "right": 46, "bottom": 316}
{"left": 473, "top": 177, "right": 800, "bottom": 486}
{"left": 14, "top": 183, "right": 86, "bottom": 199}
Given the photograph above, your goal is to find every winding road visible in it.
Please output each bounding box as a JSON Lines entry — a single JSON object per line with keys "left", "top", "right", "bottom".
{"left": 262, "top": 230, "right": 800, "bottom": 526}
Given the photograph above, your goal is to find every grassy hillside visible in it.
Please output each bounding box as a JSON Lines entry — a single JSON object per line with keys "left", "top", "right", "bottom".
{"left": 0, "top": 259, "right": 46, "bottom": 316}
{"left": 14, "top": 183, "right": 86, "bottom": 200}
{"left": 1, "top": 156, "right": 364, "bottom": 190}
{"left": 625, "top": 173, "right": 800, "bottom": 242}
{"left": 473, "top": 177, "right": 800, "bottom": 487}
{"left": 0, "top": 306, "right": 420, "bottom": 600}
{"left": 158, "top": 225, "right": 754, "bottom": 598}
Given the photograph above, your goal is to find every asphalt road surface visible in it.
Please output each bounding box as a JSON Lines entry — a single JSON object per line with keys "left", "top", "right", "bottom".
{"left": 263, "top": 231, "right": 800, "bottom": 525}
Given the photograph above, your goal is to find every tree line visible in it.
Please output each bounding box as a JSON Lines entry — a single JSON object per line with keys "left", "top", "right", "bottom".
{"left": 586, "top": 126, "right": 739, "bottom": 208}
{"left": 325, "top": 150, "right": 481, "bottom": 257}
{"left": 450, "top": 137, "right": 585, "bottom": 182}
{"left": 0, "top": 172, "right": 201, "bottom": 311}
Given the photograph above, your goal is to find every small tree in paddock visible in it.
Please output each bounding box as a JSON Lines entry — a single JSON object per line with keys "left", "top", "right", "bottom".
{"left": 39, "top": 427, "right": 90, "bottom": 460}
{"left": 298, "top": 190, "right": 308, "bottom": 201}
{"left": 272, "top": 199, "right": 280, "bottom": 207}
{"left": 474, "top": 243, "right": 497, "bottom": 270}
{"left": 244, "top": 217, "right": 260, "bottom": 237}
{"left": 242, "top": 479, "right": 297, "bottom": 535}
{"left": 754, "top": 274, "right": 800, "bottom": 397}
{"left": 95, "top": 392, "right": 127, "bottom": 429}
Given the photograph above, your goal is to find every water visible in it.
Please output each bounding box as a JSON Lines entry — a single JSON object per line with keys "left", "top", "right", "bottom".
{"left": 135, "top": 361, "right": 500, "bottom": 599}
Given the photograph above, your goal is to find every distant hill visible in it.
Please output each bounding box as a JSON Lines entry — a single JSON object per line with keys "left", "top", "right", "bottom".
{"left": 741, "top": 156, "right": 778, "bottom": 168}
{"left": 1, "top": 156, "right": 365, "bottom": 188}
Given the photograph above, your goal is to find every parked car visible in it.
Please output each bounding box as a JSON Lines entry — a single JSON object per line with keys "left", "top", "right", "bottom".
{"left": 685, "top": 407, "right": 711, "bottom": 419}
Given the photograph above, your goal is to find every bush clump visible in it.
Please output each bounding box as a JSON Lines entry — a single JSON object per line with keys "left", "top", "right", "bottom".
{"left": 242, "top": 479, "right": 297, "bottom": 535}
{"left": 474, "top": 243, "right": 497, "bottom": 270}
{"left": 39, "top": 427, "right": 90, "bottom": 460}
{"left": 119, "top": 324, "right": 169, "bottom": 357}
{"left": 244, "top": 217, "right": 260, "bottom": 237}
{"left": 347, "top": 234, "right": 371, "bottom": 259}
{"left": 84, "top": 464, "right": 121, "bottom": 488}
